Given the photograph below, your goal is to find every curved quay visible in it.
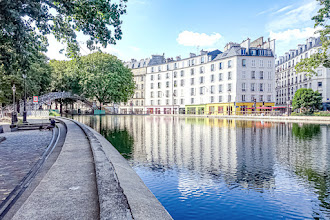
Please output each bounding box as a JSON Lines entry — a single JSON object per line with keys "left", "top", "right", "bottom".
{"left": 9, "top": 118, "right": 172, "bottom": 220}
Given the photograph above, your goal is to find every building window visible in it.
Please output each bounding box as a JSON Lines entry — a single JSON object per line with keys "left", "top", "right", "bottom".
{"left": 219, "top": 62, "right": 223, "bottom": 70}
{"left": 174, "top": 63, "right": 177, "bottom": 69}
{"left": 211, "top": 64, "right": 215, "bottom": 71}
{"left": 181, "top": 79, "right": 184, "bottom": 86}
{"left": 158, "top": 100, "right": 161, "bottom": 105}
{"left": 174, "top": 90, "right": 177, "bottom": 96}
{"left": 267, "top": 95, "right": 271, "bottom": 101}
{"left": 219, "top": 73, "right": 223, "bottom": 81}
{"left": 211, "top": 96, "right": 214, "bottom": 103}
{"left": 151, "top": 75, "right": 154, "bottom": 81}
{"left": 259, "top": 95, "right": 263, "bottom": 101}
{"left": 191, "top": 98, "right": 194, "bottom": 104}
{"left": 166, "top": 64, "right": 169, "bottom": 70}
{"left": 317, "top": 69, "right": 323, "bottom": 76}
{"left": 242, "top": 59, "right": 246, "bottom": 67}
{"left": 219, "top": 96, "right": 222, "bottom": 102}
{"left": 251, "top": 71, "right": 255, "bottom": 79}
{"left": 181, "top": 99, "right": 184, "bottom": 104}
{"left": 228, "top": 95, "right": 231, "bottom": 102}
{"left": 201, "top": 57, "right": 204, "bottom": 63}
{"left": 242, "top": 95, "right": 246, "bottom": 101}
{"left": 267, "top": 60, "right": 272, "bottom": 67}
{"left": 260, "top": 71, "right": 263, "bottom": 79}
{"left": 268, "top": 72, "right": 272, "bottom": 79}
{"left": 191, "top": 88, "right": 195, "bottom": 96}
{"left": 174, "top": 80, "right": 177, "bottom": 87}
{"left": 211, "top": 86, "right": 215, "bottom": 94}
{"left": 242, "top": 83, "right": 246, "bottom": 91}
{"left": 251, "top": 95, "right": 255, "bottom": 101}
{"left": 251, "top": 83, "right": 255, "bottom": 91}
{"left": 158, "top": 82, "right": 161, "bottom": 89}
{"left": 228, "top": 60, "right": 232, "bottom": 68}
{"left": 219, "top": 84, "right": 223, "bottom": 93}
{"left": 158, "top": 74, "right": 161, "bottom": 80}
{"left": 228, "top": 72, "right": 232, "bottom": 80}
{"left": 151, "top": 92, "right": 154, "bottom": 98}
{"left": 158, "top": 91, "right": 162, "bottom": 98}
{"left": 200, "top": 66, "right": 204, "bottom": 73}
{"left": 318, "top": 82, "right": 322, "bottom": 87}
{"left": 200, "top": 87, "right": 204, "bottom": 95}
{"left": 151, "top": 83, "right": 154, "bottom": 89}
{"left": 174, "top": 72, "right": 177, "bottom": 78}
{"left": 151, "top": 100, "right": 154, "bottom": 105}
{"left": 166, "top": 99, "right": 169, "bottom": 105}
{"left": 260, "top": 83, "right": 263, "bottom": 91}
{"left": 141, "top": 76, "right": 144, "bottom": 81}
{"left": 191, "top": 68, "right": 194, "bottom": 75}
{"left": 181, "top": 70, "right": 184, "bottom": 77}
{"left": 191, "top": 78, "right": 194, "bottom": 85}
{"left": 151, "top": 67, "right": 154, "bottom": 73}
{"left": 211, "top": 74, "right": 214, "bottom": 82}
{"left": 252, "top": 60, "right": 256, "bottom": 67}
{"left": 228, "top": 83, "right": 232, "bottom": 91}
{"left": 259, "top": 60, "right": 264, "bottom": 67}
{"left": 200, "top": 76, "right": 204, "bottom": 84}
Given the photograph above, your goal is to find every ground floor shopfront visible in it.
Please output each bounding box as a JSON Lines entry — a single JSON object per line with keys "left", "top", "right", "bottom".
{"left": 185, "top": 102, "right": 276, "bottom": 115}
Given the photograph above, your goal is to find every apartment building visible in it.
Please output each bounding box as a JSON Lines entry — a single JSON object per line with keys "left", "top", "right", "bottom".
{"left": 120, "top": 36, "right": 275, "bottom": 115}
{"left": 275, "top": 37, "right": 330, "bottom": 110}
{"left": 120, "top": 58, "right": 149, "bottom": 114}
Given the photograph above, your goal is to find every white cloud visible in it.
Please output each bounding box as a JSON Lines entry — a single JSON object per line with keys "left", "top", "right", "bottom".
{"left": 176, "top": 31, "right": 222, "bottom": 47}
{"left": 266, "top": 0, "right": 319, "bottom": 31}
{"left": 273, "top": 5, "right": 293, "bottom": 15}
{"left": 270, "top": 27, "right": 320, "bottom": 42}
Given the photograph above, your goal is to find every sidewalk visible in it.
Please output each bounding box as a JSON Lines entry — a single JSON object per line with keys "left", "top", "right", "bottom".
{"left": 12, "top": 119, "right": 99, "bottom": 219}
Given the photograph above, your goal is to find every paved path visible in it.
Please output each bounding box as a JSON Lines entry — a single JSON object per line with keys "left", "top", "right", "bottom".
{"left": 12, "top": 119, "right": 99, "bottom": 220}
{"left": 0, "top": 130, "right": 52, "bottom": 203}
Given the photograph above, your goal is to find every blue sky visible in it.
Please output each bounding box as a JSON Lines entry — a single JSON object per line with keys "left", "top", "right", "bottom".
{"left": 46, "top": 0, "right": 320, "bottom": 61}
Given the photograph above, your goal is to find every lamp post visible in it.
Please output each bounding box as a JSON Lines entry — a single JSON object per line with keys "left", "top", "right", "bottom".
{"left": 22, "top": 74, "right": 27, "bottom": 123}
{"left": 11, "top": 84, "right": 17, "bottom": 125}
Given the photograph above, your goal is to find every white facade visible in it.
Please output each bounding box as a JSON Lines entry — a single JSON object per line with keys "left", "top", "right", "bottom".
{"left": 144, "top": 37, "right": 275, "bottom": 114}
{"left": 275, "top": 37, "right": 330, "bottom": 110}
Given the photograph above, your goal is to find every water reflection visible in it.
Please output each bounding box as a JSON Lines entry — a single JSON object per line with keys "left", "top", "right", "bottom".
{"left": 73, "top": 115, "right": 330, "bottom": 219}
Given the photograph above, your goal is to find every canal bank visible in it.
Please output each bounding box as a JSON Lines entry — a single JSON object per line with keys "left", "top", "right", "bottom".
{"left": 143, "top": 114, "right": 330, "bottom": 124}
{"left": 6, "top": 118, "right": 171, "bottom": 220}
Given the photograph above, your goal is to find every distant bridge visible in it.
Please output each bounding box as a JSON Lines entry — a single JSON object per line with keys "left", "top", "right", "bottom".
{"left": 0, "top": 92, "right": 94, "bottom": 118}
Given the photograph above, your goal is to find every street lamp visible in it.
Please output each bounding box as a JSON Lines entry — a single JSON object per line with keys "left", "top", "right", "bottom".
{"left": 22, "top": 74, "right": 27, "bottom": 123}
{"left": 11, "top": 84, "right": 17, "bottom": 125}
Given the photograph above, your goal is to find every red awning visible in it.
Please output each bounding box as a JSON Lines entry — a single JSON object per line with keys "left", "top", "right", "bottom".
{"left": 257, "top": 107, "right": 272, "bottom": 110}
{"left": 273, "top": 106, "right": 286, "bottom": 109}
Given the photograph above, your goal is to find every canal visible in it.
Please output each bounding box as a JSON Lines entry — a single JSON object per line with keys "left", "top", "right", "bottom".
{"left": 72, "top": 115, "right": 330, "bottom": 219}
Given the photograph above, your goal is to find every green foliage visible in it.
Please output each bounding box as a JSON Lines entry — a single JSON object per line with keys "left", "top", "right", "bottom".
{"left": 78, "top": 52, "right": 135, "bottom": 106}
{"left": 101, "top": 128, "right": 134, "bottom": 159}
{"left": 49, "top": 52, "right": 135, "bottom": 107}
{"left": 313, "top": 111, "right": 330, "bottom": 116}
{"left": 295, "top": 0, "right": 330, "bottom": 75}
{"left": 292, "top": 88, "right": 323, "bottom": 113}
{"left": 292, "top": 123, "right": 321, "bottom": 139}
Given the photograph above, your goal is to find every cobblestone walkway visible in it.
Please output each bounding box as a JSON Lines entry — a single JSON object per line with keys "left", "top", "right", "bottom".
{"left": 0, "top": 130, "right": 52, "bottom": 203}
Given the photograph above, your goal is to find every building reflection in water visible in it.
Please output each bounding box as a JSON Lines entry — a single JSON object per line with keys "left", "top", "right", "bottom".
{"left": 73, "top": 115, "right": 330, "bottom": 219}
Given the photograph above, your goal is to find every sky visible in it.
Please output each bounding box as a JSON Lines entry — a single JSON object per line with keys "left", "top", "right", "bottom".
{"left": 46, "top": 0, "right": 321, "bottom": 62}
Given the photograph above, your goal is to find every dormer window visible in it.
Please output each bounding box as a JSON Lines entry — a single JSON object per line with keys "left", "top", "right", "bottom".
{"left": 241, "top": 49, "right": 246, "bottom": 55}
{"left": 201, "top": 57, "right": 204, "bottom": 63}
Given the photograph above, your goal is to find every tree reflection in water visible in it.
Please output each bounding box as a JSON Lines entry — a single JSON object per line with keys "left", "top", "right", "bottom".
{"left": 292, "top": 123, "right": 321, "bottom": 139}
{"left": 100, "top": 128, "right": 134, "bottom": 159}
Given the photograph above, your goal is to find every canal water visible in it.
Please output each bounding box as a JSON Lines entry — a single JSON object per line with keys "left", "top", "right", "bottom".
{"left": 72, "top": 115, "right": 330, "bottom": 220}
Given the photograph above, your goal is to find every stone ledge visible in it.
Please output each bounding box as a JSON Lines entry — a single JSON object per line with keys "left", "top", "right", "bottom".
{"left": 61, "top": 118, "right": 172, "bottom": 220}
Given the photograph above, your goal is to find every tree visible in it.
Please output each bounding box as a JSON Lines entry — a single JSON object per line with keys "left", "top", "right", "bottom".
{"left": 295, "top": 0, "right": 330, "bottom": 75}
{"left": 78, "top": 52, "right": 135, "bottom": 108}
{"left": 292, "top": 88, "right": 323, "bottom": 113}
